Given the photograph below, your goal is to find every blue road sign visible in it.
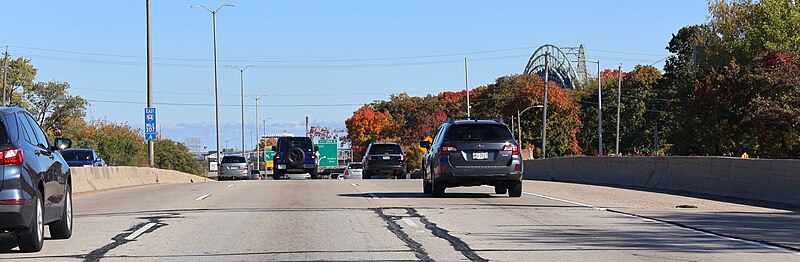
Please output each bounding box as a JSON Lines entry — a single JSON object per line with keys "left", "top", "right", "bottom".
{"left": 145, "top": 107, "right": 157, "bottom": 141}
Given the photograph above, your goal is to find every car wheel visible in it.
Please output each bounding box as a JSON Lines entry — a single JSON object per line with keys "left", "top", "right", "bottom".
{"left": 17, "top": 189, "right": 44, "bottom": 252}
{"left": 432, "top": 178, "right": 446, "bottom": 197}
{"left": 273, "top": 170, "right": 283, "bottom": 180}
{"left": 396, "top": 173, "right": 407, "bottom": 179}
{"left": 49, "top": 184, "right": 73, "bottom": 239}
{"left": 508, "top": 182, "right": 522, "bottom": 198}
{"left": 495, "top": 185, "right": 507, "bottom": 194}
{"left": 309, "top": 169, "right": 319, "bottom": 179}
{"left": 423, "top": 179, "right": 432, "bottom": 194}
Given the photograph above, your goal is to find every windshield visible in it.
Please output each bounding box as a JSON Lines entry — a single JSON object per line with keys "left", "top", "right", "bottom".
{"left": 368, "top": 144, "right": 403, "bottom": 154}
{"left": 348, "top": 163, "right": 363, "bottom": 169}
{"left": 61, "top": 150, "right": 93, "bottom": 161}
{"left": 221, "top": 156, "right": 247, "bottom": 163}
{"left": 445, "top": 124, "right": 513, "bottom": 142}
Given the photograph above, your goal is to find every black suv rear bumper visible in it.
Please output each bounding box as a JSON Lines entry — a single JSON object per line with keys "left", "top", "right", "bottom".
{"left": 0, "top": 201, "right": 34, "bottom": 232}
{"left": 436, "top": 173, "right": 522, "bottom": 187}
{"left": 364, "top": 163, "right": 406, "bottom": 177}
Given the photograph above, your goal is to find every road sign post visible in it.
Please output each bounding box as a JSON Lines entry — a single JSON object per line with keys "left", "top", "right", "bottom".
{"left": 145, "top": 108, "right": 157, "bottom": 141}
{"left": 317, "top": 139, "right": 338, "bottom": 167}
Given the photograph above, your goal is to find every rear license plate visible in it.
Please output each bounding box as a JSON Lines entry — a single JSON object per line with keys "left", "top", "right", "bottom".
{"left": 473, "top": 152, "right": 489, "bottom": 160}
{"left": 383, "top": 156, "right": 390, "bottom": 160}
{"left": 228, "top": 166, "right": 238, "bottom": 170}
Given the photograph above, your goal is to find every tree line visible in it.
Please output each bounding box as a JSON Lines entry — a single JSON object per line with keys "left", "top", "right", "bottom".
{"left": 2, "top": 56, "right": 205, "bottom": 175}
{"left": 344, "top": 0, "right": 800, "bottom": 167}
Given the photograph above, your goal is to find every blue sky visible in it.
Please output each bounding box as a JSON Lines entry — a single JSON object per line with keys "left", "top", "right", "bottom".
{"left": 3, "top": 0, "right": 709, "bottom": 151}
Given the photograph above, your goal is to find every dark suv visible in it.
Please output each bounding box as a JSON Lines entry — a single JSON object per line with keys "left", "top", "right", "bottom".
{"left": 271, "top": 137, "right": 319, "bottom": 180}
{"left": 362, "top": 142, "right": 407, "bottom": 179}
{"left": 420, "top": 117, "right": 523, "bottom": 197}
{"left": 0, "top": 107, "right": 74, "bottom": 252}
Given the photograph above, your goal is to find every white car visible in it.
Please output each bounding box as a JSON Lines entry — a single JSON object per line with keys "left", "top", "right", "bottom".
{"left": 343, "top": 163, "right": 363, "bottom": 179}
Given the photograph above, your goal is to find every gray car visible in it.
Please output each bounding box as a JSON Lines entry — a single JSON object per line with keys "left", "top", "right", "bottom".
{"left": 218, "top": 155, "right": 249, "bottom": 180}
{"left": 420, "top": 117, "right": 523, "bottom": 197}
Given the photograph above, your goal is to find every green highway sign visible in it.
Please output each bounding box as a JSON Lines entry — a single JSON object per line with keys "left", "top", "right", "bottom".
{"left": 264, "top": 150, "right": 276, "bottom": 161}
{"left": 316, "top": 140, "right": 338, "bottom": 167}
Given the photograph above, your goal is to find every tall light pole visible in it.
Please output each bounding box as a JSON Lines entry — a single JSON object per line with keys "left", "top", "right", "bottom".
{"left": 192, "top": 3, "right": 236, "bottom": 169}
{"left": 542, "top": 51, "right": 549, "bottom": 159}
{"left": 464, "top": 57, "right": 470, "bottom": 117}
{"left": 616, "top": 63, "right": 623, "bottom": 155}
{"left": 517, "top": 105, "right": 544, "bottom": 154}
{"left": 146, "top": 0, "right": 154, "bottom": 166}
{"left": 577, "top": 60, "right": 603, "bottom": 156}
{"left": 228, "top": 65, "right": 255, "bottom": 157}
{"left": 248, "top": 95, "right": 265, "bottom": 170}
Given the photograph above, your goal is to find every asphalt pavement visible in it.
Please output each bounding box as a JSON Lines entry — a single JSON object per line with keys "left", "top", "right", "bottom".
{"left": 1, "top": 179, "right": 799, "bottom": 261}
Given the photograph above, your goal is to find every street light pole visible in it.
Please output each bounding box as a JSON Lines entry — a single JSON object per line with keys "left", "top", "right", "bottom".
{"left": 192, "top": 3, "right": 235, "bottom": 169}
{"left": 616, "top": 63, "right": 622, "bottom": 155}
{"left": 146, "top": 0, "right": 154, "bottom": 167}
{"left": 248, "top": 95, "right": 265, "bottom": 171}
{"left": 464, "top": 57, "right": 470, "bottom": 117}
{"left": 542, "top": 51, "right": 549, "bottom": 159}
{"left": 228, "top": 65, "right": 255, "bottom": 157}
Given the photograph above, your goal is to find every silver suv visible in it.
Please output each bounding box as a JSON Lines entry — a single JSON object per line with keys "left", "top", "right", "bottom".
{"left": 218, "top": 156, "right": 249, "bottom": 180}
{"left": 420, "top": 117, "right": 523, "bottom": 197}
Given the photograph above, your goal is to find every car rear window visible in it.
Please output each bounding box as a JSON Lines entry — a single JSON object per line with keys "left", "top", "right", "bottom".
{"left": 279, "top": 137, "right": 312, "bottom": 151}
{"left": 445, "top": 124, "right": 513, "bottom": 142}
{"left": 348, "top": 163, "right": 363, "bottom": 169}
{"left": 368, "top": 144, "right": 403, "bottom": 154}
{"left": 221, "top": 156, "right": 247, "bottom": 163}
{"left": 62, "top": 150, "right": 94, "bottom": 161}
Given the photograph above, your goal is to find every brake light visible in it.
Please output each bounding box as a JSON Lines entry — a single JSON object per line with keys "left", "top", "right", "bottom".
{"left": 275, "top": 154, "right": 281, "bottom": 159}
{"left": 503, "top": 143, "right": 521, "bottom": 155}
{"left": 345, "top": 169, "right": 349, "bottom": 175}
{"left": 438, "top": 143, "right": 458, "bottom": 155}
{"left": 219, "top": 166, "right": 224, "bottom": 171}
{"left": 0, "top": 148, "right": 23, "bottom": 165}
{"left": 310, "top": 153, "right": 316, "bottom": 159}
{"left": 0, "top": 199, "right": 24, "bottom": 205}
{"left": 244, "top": 166, "right": 248, "bottom": 171}
{"left": 515, "top": 164, "right": 522, "bottom": 172}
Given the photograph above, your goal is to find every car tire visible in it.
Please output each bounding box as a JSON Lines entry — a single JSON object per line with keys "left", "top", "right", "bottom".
{"left": 17, "top": 189, "right": 44, "bottom": 252}
{"left": 508, "top": 182, "right": 522, "bottom": 198}
{"left": 495, "top": 185, "right": 507, "bottom": 194}
{"left": 423, "top": 179, "right": 432, "bottom": 194}
{"left": 273, "top": 170, "right": 283, "bottom": 180}
{"left": 49, "top": 184, "right": 73, "bottom": 239}
{"left": 309, "top": 169, "right": 319, "bottom": 179}
{"left": 432, "top": 178, "right": 446, "bottom": 198}
{"left": 395, "top": 173, "right": 407, "bottom": 179}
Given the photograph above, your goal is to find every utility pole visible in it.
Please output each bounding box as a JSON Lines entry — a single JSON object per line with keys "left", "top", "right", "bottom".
{"left": 305, "top": 116, "right": 309, "bottom": 137}
{"left": 464, "top": 57, "right": 470, "bottom": 117}
{"left": 146, "top": 0, "right": 154, "bottom": 166}
{"left": 596, "top": 60, "right": 603, "bottom": 156}
{"left": 192, "top": 3, "right": 236, "bottom": 171}
{"left": 616, "top": 63, "right": 622, "bottom": 155}
{"left": 228, "top": 65, "right": 254, "bottom": 157}
{"left": 654, "top": 122, "right": 659, "bottom": 156}
{"left": 542, "top": 51, "right": 549, "bottom": 159}
{"left": 248, "top": 95, "right": 265, "bottom": 171}
{"left": 2, "top": 46, "right": 8, "bottom": 106}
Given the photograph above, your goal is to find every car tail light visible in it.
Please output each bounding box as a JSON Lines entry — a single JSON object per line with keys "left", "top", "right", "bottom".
{"left": 244, "top": 166, "right": 248, "bottom": 171}
{"left": 0, "top": 148, "right": 23, "bottom": 165}
{"left": 219, "top": 166, "right": 225, "bottom": 171}
{"left": 275, "top": 154, "right": 281, "bottom": 159}
{"left": 515, "top": 164, "right": 522, "bottom": 172}
{"left": 0, "top": 199, "right": 24, "bottom": 205}
{"left": 344, "top": 169, "right": 349, "bottom": 175}
{"left": 310, "top": 153, "right": 316, "bottom": 159}
{"left": 438, "top": 143, "right": 458, "bottom": 155}
{"left": 503, "top": 143, "right": 521, "bottom": 155}
{"left": 400, "top": 155, "right": 405, "bottom": 161}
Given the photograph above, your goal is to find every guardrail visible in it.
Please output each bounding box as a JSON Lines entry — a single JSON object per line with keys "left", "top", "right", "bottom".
{"left": 523, "top": 156, "right": 800, "bottom": 206}
{"left": 70, "top": 166, "right": 210, "bottom": 194}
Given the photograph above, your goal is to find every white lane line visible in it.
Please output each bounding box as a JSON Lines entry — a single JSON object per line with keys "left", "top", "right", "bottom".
{"left": 401, "top": 218, "right": 418, "bottom": 228}
{"left": 349, "top": 183, "right": 358, "bottom": 187}
{"left": 514, "top": 186, "right": 800, "bottom": 256}
{"left": 367, "top": 193, "right": 380, "bottom": 199}
{"left": 123, "top": 223, "right": 157, "bottom": 241}
{"left": 194, "top": 194, "right": 211, "bottom": 201}
{"left": 227, "top": 184, "right": 234, "bottom": 188}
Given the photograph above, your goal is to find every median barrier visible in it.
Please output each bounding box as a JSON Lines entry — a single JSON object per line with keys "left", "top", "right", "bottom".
{"left": 523, "top": 156, "right": 800, "bottom": 206}
{"left": 70, "top": 166, "right": 209, "bottom": 194}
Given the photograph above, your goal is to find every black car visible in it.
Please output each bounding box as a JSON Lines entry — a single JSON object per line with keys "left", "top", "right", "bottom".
{"left": 60, "top": 148, "right": 105, "bottom": 167}
{"left": 362, "top": 142, "right": 407, "bottom": 179}
{"left": 420, "top": 117, "right": 523, "bottom": 197}
{"left": 0, "top": 107, "right": 74, "bottom": 252}
{"left": 271, "top": 137, "right": 319, "bottom": 180}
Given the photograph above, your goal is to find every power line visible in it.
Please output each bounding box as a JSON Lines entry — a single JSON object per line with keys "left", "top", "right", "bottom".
{"left": 85, "top": 99, "right": 363, "bottom": 107}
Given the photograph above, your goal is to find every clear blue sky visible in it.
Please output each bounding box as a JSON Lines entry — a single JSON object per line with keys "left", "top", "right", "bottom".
{"left": 3, "top": 0, "right": 709, "bottom": 151}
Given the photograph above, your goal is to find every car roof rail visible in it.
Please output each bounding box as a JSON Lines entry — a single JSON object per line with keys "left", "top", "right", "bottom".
{"left": 446, "top": 116, "right": 504, "bottom": 125}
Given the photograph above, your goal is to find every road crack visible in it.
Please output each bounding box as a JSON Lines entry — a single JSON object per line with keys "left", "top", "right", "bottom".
{"left": 83, "top": 214, "right": 180, "bottom": 262}
{"left": 372, "top": 208, "right": 433, "bottom": 262}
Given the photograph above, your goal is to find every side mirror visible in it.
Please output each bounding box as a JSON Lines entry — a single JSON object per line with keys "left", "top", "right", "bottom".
{"left": 271, "top": 146, "right": 277, "bottom": 152}
{"left": 54, "top": 138, "right": 72, "bottom": 150}
{"left": 420, "top": 141, "right": 431, "bottom": 149}
{"left": 314, "top": 145, "right": 319, "bottom": 152}
{"left": 95, "top": 157, "right": 103, "bottom": 162}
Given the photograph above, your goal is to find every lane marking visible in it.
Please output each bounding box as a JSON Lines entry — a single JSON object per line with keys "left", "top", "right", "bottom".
{"left": 402, "top": 218, "right": 418, "bottom": 228}
{"left": 512, "top": 186, "right": 800, "bottom": 256}
{"left": 349, "top": 183, "right": 359, "bottom": 187}
{"left": 227, "top": 184, "right": 234, "bottom": 188}
{"left": 194, "top": 194, "right": 211, "bottom": 201}
{"left": 367, "top": 193, "right": 380, "bottom": 199}
{"left": 123, "top": 223, "right": 157, "bottom": 241}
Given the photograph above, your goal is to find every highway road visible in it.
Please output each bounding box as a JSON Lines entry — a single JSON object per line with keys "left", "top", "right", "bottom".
{"left": 1, "top": 179, "right": 799, "bottom": 261}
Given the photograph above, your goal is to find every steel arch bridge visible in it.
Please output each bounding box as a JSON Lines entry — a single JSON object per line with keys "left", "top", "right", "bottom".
{"left": 523, "top": 44, "right": 590, "bottom": 89}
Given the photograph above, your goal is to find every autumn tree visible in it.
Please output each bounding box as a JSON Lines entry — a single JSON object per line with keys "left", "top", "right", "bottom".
{"left": 344, "top": 106, "right": 398, "bottom": 158}
{"left": 25, "top": 81, "right": 88, "bottom": 135}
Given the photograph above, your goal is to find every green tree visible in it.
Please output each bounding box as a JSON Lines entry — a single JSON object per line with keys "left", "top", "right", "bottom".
{"left": 2, "top": 55, "right": 37, "bottom": 107}
{"left": 154, "top": 139, "right": 205, "bottom": 175}
{"left": 24, "top": 81, "right": 88, "bottom": 135}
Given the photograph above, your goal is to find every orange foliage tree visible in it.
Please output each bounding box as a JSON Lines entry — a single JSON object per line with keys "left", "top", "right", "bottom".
{"left": 344, "top": 106, "right": 398, "bottom": 157}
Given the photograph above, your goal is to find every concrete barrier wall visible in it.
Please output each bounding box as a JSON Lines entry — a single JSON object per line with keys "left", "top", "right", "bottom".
{"left": 70, "top": 166, "right": 209, "bottom": 194}
{"left": 524, "top": 156, "right": 800, "bottom": 206}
